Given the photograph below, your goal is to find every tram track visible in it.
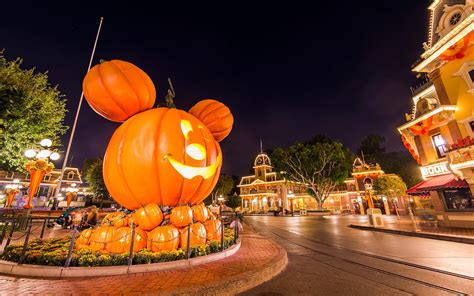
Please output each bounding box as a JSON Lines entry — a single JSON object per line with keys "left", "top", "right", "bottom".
{"left": 251, "top": 221, "right": 472, "bottom": 295}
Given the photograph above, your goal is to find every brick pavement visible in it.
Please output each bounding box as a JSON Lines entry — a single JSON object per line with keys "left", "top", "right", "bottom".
{"left": 0, "top": 228, "right": 287, "bottom": 295}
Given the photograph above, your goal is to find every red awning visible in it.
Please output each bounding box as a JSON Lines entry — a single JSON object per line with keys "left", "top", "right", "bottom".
{"left": 407, "top": 174, "right": 469, "bottom": 195}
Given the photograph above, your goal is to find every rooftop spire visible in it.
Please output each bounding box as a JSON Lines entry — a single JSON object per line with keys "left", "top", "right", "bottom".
{"left": 260, "top": 138, "right": 263, "bottom": 154}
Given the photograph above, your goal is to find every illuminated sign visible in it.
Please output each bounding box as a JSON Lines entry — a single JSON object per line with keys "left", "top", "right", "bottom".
{"left": 420, "top": 162, "right": 450, "bottom": 179}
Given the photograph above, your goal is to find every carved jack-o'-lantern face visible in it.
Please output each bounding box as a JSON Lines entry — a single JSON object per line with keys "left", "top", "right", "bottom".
{"left": 103, "top": 107, "right": 222, "bottom": 210}
{"left": 166, "top": 119, "right": 222, "bottom": 179}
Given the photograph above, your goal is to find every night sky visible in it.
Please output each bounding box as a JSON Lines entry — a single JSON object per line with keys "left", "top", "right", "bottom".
{"left": 1, "top": 1, "right": 430, "bottom": 176}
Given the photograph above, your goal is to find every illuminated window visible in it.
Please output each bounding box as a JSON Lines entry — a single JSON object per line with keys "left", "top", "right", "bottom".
{"left": 67, "top": 171, "right": 75, "bottom": 180}
{"left": 432, "top": 134, "right": 447, "bottom": 158}
{"left": 449, "top": 12, "right": 462, "bottom": 26}
{"left": 5, "top": 172, "right": 14, "bottom": 179}
{"left": 43, "top": 174, "right": 51, "bottom": 182}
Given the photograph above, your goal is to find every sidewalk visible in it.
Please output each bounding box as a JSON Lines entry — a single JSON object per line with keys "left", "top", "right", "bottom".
{"left": 350, "top": 216, "right": 474, "bottom": 244}
{"left": 0, "top": 226, "right": 287, "bottom": 295}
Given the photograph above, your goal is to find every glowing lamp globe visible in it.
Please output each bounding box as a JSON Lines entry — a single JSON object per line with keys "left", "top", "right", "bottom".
{"left": 24, "top": 149, "right": 37, "bottom": 158}
{"left": 50, "top": 152, "right": 60, "bottom": 160}
{"left": 40, "top": 139, "right": 53, "bottom": 147}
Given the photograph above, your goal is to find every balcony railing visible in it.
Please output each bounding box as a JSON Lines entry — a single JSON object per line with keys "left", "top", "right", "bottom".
{"left": 448, "top": 137, "right": 474, "bottom": 165}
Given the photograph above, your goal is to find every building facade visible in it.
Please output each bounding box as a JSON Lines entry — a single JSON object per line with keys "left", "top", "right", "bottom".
{"left": 0, "top": 167, "right": 85, "bottom": 208}
{"left": 239, "top": 153, "right": 406, "bottom": 215}
{"left": 398, "top": 0, "right": 474, "bottom": 228}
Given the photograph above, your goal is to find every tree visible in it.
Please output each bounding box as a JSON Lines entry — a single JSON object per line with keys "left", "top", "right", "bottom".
{"left": 225, "top": 193, "right": 242, "bottom": 211}
{"left": 373, "top": 175, "right": 407, "bottom": 198}
{"left": 204, "top": 174, "right": 235, "bottom": 205}
{"left": 0, "top": 51, "right": 67, "bottom": 172}
{"left": 271, "top": 138, "right": 353, "bottom": 210}
{"left": 371, "top": 151, "right": 422, "bottom": 188}
{"left": 358, "top": 134, "right": 386, "bottom": 156}
{"left": 83, "top": 159, "right": 110, "bottom": 205}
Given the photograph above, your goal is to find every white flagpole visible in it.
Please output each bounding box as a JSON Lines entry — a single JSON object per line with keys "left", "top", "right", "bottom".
{"left": 54, "top": 17, "right": 104, "bottom": 203}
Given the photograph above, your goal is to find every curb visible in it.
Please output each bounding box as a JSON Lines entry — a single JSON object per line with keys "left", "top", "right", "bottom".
{"left": 349, "top": 224, "right": 474, "bottom": 244}
{"left": 0, "top": 241, "right": 241, "bottom": 278}
{"left": 173, "top": 235, "right": 288, "bottom": 296}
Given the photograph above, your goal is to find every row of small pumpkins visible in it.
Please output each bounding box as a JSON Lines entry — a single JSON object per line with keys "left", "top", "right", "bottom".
{"left": 75, "top": 203, "right": 222, "bottom": 254}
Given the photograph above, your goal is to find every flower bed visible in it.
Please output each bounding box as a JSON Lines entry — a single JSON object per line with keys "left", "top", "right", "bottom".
{"left": 0, "top": 228, "right": 235, "bottom": 267}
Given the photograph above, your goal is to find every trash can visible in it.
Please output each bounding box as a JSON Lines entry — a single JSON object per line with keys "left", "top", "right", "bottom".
{"left": 367, "top": 208, "right": 384, "bottom": 228}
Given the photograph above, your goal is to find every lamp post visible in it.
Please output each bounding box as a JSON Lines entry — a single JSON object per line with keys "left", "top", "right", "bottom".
{"left": 5, "top": 179, "right": 22, "bottom": 208}
{"left": 218, "top": 195, "right": 225, "bottom": 218}
{"left": 23, "top": 139, "right": 59, "bottom": 209}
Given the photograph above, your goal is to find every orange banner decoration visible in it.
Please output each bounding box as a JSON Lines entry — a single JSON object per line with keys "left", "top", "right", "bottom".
{"left": 24, "top": 169, "right": 46, "bottom": 209}
{"left": 6, "top": 189, "right": 19, "bottom": 208}
{"left": 440, "top": 33, "right": 472, "bottom": 61}
{"left": 409, "top": 117, "right": 433, "bottom": 136}
{"left": 24, "top": 159, "right": 54, "bottom": 209}
{"left": 401, "top": 135, "right": 422, "bottom": 165}
{"left": 66, "top": 192, "right": 77, "bottom": 208}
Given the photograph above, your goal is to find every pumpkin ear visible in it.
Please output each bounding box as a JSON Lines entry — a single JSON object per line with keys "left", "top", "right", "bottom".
{"left": 189, "top": 99, "right": 234, "bottom": 142}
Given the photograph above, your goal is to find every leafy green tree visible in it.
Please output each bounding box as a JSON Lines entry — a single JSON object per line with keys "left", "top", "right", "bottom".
{"left": 225, "top": 193, "right": 242, "bottom": 211}
{"left": 373, "top": 175, "right": 407, "bottom": 197}
{"left": 271, "top": 138, "right": 353, "bottom": 210}
{"left": 83, "top": 158, "right": 110, "bottom": 205}
{"left": 0, "top": 51, "right": 67, "bottom": 171}
{"left": 204, "top": 174, "right": 235, "bottom": 205}
{"left": 371, "top": 151, "right": 422, "bottom": 188}
{"left": 358, "top": 134, "right": 386, "bottom": 155}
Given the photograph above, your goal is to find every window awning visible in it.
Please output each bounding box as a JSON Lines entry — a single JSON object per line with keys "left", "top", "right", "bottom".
{"left": 407, "top": 174, "right": 469, "bottom": 195}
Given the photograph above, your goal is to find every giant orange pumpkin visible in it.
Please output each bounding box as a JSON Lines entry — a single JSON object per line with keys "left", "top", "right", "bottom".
{"left": 103, "top": 107, "right": 223, "bottom": 209}
{"left": 89, "top": 226, "right": 115, "bottom": 251}
{"left": 204, "top": 219, "right": 222, "bottom": 242}
{"left": 83, "top": 60, "right": 156, "bottom": 122}
{"left": 106, "top": 226, "right": 147, "bottom": 254}
{"left": 170, "top": 205, "right": 194, "bottom": 228}
{"left": 189, "top": 99, "right": 233, "bottom": 142}
{"left": 148, "top": 225, "right": 180, "bottom": 252}
{"left": 180, "top": 222, "right": 206, "bottom": 248}
{"left": 135, "top": 203, "right": 163, "bottom": 231}
{"left": 191, "top": 204, "right": 209, "bottom": 223}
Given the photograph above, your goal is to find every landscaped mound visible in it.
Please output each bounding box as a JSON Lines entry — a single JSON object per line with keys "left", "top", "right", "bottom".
{"left": 0, "top": 228, "right": 235, "bottom": 267}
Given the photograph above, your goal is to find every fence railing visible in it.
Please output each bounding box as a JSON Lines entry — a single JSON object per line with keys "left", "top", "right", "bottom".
{"left": 0, "top": 211, "right": 242, "bottom": 268}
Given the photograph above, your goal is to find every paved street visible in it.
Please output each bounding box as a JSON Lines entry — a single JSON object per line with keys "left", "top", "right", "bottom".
{"left": 241, "top": 215, "right": 474, "bottom": 296}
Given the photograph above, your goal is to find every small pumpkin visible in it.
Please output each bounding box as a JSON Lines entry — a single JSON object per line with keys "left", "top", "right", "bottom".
{"left": 148, "top": 225, "right": 180, "bottom": 252}
{"left": 83, "top": 59, "right": 156, "bottom": 122}
{"left": 180, "top": 222, "right": 206, "bottom": 248}
{"left": 106, "top": 226, "right": 147, "bottom": 254}
{"left": 112, "top": 214, "right": 129, "bottom": 228}
{"left": 204, "top": 219, "right": 222, "bottom": 242}
{"left": 102, "top": 212, "right": 121, "bottom": 225}
{"left": 76, "top": 228, "right": 94, "bottom": 245}
{"left": 170, "top": 206, "right": 193, "bottom": 228}
{"left": 191, "top": 204, "right": 209, "bottom": 222}
{"left": 89, "top": 226, "right": 115, "bottom": 251}
{"left": 189, "top": 99, "right": 234, "bottom": 142}
{"left": 127, "top": 213, "right": 138, "bottom": 227}
{"left": 135, "top": 203, "right": 163, "bottom": 231}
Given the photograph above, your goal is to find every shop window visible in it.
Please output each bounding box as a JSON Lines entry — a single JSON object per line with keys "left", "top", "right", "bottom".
{"left": 442, "top": 188, "right": 473, "bottom": 211}
{"left": 431, "top": 134, "right": 447, "bottom": 158}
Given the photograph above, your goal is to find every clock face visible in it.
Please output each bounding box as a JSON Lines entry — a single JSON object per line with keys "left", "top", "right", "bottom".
{"left": 449, "top": 12, "right": 462, "bottom": 26}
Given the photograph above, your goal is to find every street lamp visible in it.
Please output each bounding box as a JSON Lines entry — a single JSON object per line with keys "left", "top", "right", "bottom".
{"left": 23, "top": 139, "right": 57, "bottom": 209}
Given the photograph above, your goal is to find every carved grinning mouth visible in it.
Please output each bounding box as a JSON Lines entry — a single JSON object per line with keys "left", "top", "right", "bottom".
{"left": 165, "top": 152, "right": 221, "bottom": 179}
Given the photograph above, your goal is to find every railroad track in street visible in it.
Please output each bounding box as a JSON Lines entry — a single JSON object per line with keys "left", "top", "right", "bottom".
{"left": 251, "top": 221, "right": 472, "bottom": 295}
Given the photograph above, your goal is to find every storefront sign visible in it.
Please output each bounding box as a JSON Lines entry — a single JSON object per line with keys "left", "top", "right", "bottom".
{"left": 420, "top": 162, "right": 450, "bottom": 178}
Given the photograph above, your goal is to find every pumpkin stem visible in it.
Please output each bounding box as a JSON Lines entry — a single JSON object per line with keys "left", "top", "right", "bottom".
{"left": 99, "top": 59, "right": 106, "bottom": 64}
{"left": 165, "top": 78, "right": 176, "bottom": 108}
